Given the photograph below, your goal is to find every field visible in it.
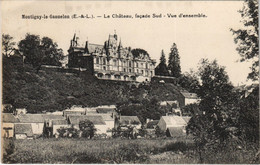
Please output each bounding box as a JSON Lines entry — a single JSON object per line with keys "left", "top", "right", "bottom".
{"left": 2, "top": 138, "right": 259, "bottom": 164}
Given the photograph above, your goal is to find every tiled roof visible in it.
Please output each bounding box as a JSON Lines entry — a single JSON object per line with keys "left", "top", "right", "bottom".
{"left": 68, "top": 115, "right": 106, "bottom": 125}
{"left": 2, "top": 113, "right": 19, "bottom": 123}
{"left": 119, "top": 116, "right": 141, "bottom": 125}
{"left": 87, "top": 113, "right": 114, "bottom": 121}
{"left": 52, "top": 119, "right": 68, "bottom": 125}
{"left": 161, "top": 116, "right": 187, "bottom": 127}
{"left": 18, "top": 114, "right": 64, "bottom": 123}
{"left": 14, "top": 124, "right": 33, "bottom": 136}
{"left": 166, "top": 127, "right": 186, "bottom": 137}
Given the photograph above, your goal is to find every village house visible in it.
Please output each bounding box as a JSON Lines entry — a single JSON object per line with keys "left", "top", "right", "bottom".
{"left": 67, "top": 115, "right": 107, "bottom": 135}
{"left": 17, "top": 114, "right": 65, "bottom": 136}
{"left": 114, "top": 116, "right": 142, "bottom": 130}
{"left": 14, "top": 123, "right": 33, "bottom": 139}
{"left": 52, "top": 119, "right": 70, "bottom": 136}
{"left": 63, "top": 105, "right": 87, "bottom": 118}
{"left": 178, "top": 91, "right": 201, "bottom": 107}
{"left": 165, "top": 127, "right": 186, "bottom": 138}
{"left": 2, "top": 113, "right": 19, "bottom": 138}
{"left": 157, "top": 115, "right": 191, "bottom": 137}
{"left": 86, "top": 113, "right": 115, "bottom": 137}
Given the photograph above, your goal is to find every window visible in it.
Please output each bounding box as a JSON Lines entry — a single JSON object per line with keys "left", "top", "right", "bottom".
{"left": 124, "top": 68, "right": 126, "bottom": 72}
{"left": 146, "top": 63, "right": 148, "bottom": 69}
{"left": 96, "top": 57, "right": 99, "bottom": 64}
{"left": 136, "top": 62, "right": 139, "bottom": 68}
{"left": 141, "top": 70, "right": 144, "bottom": 75}
{"left": 141, "top": 63, "right": 143, "bottom": 68}
{"left": 103, "top": 58, "right": 106, "bottom": 65}
{"left": 129, "top": 61, "right": 132, "bottom": 67}
{"left": 113, "top": 60, "right": 117, "bottom": 66}
{"left": 137, "top": 69, "right": 139, "bottom": 73}
{"left": 103, "top": 66, "right": 106, "bottom": 70}
{"left": 150, "top": 71, "right": 153, "bottom": 76}
{"left": 129, "top": 69, "right": 132, "bottom": 73}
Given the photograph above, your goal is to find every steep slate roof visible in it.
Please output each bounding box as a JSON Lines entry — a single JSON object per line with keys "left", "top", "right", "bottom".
{"left": 180, "top": 91, "right": 198, "bottom": 99}
{"left": 18, "top": 114, "right": 64, "bottom": 123}
{"left": 166, "top": 127, "right": 186, "bottom": 137}
{"left": 87, "top": 43, "right": 104, "bottom": 53}
{"left": 52, "top": 119, "right": 68, "bottom": 125}
{"left": 119, "top": 116, "right": 141, "bottom": 125}
{"left": 161, "top": 116, "right": 187, "bottom": 127}
{"left": 2, "top": 113, "right": 19, "bottom": 123}
{"left": 14, "top": 124, "right": 33, "bottom": 136}
{"left": 68, "top": 115, "right": 106, "bottom": 125}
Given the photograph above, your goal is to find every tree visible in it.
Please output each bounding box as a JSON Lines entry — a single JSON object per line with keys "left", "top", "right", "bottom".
{"left": 131, "top": 48, "right": 149, "bottom": 58}
{"left": 231, "top": 0, "right": 259, "bottom": 80}
{"left": 79, "top": 120, "right": 97, "bottom": 139}
{"left": 18, "top": 33, "right": 64, "bottom": 72}
{"left": 178, "top": 70, "right": 200, "bottom": 93}
{"left": 2, "top": 34, "right": 16, "bottom": 57}
{"left": 237, "top": 85, "right": 259, "bottom": 143}
{"left": 155, "top": 50, "right": 169, "bottom": 76}
{"left": 168, "top": 43, "right": 181, "bottom": 78}
{"left": 187, "top": 59, "right": 237, "bottom": 162}
{"left": 41, "top": 37, "right": 64, "bottom": 66}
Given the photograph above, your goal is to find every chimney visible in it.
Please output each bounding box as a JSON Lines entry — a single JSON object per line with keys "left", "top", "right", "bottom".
{"left": 84, "top": 41, "right": 89, "bottom": 53}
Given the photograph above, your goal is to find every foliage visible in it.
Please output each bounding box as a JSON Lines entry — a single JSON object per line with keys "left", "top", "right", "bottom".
{"left": 168, "top": 43, "right": 181, "bottom": 78}
{"left": 2, "top": 34, "right": 16, "bottom": 57}
{"left": 237, "top": 85, "right": 259, "bottom": 143}
{"left": 187, "top": 59, "right": 237, "bottom": 162}
{"left": 155, "top": 50, "right": 169, "bottom": 76}
{"left": 178, "top": 70, "right": 200, "bottom": 93}
{"left": 2, "top": 139, "right": 15, "bottom": 163}
{"left": 131, "top": 48, "right": 149, "bottom": 58}
{"left": 3, "top": 104, "right": 15, "bottom": 113}
{"left": 118, "top": 97, "right": 165, "bottom": 124}
{"left": 57, "top": 127, "right": 80, "bottom": 138}
{"left": 231, "top": 0, "right": 259, "bottom": 80}
{"left": 18, "top": 33, "right": 64, "bottom": 72}
{"left": 79, "top": 120, "right": 97, "bottom": 139}
{"left": 181, "top": 103, "right": 200, "bottom": 116}
{"left": 2, "top": 55, "right": 183, "bottom": 113}
{"left": 155, "top": 126, "right": 165, "bottom": 137}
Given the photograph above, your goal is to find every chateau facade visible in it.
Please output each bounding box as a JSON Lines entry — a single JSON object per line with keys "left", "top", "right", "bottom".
{"left": 68, "top": 33, "right": 156, "bottom": 82}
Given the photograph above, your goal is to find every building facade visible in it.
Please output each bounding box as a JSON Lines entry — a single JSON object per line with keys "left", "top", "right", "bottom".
{"left": 68, "top": 33, "right": 156, "bottom": 82}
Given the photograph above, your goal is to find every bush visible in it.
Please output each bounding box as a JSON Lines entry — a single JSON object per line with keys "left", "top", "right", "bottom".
{"left": 57, "top": 127, "right": 80, "bottom": 138}
{"left": 155, "top": 126, "right": 165, "bottom": 137}
{"left": 2, "top": 139, "right": 15, "bottom": 163}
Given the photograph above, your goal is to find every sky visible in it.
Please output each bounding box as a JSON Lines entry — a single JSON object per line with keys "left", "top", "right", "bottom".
{"left": 1, "top": 1, "right": 254, "bottom": 85}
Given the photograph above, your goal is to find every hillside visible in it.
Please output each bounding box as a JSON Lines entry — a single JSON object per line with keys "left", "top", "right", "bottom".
{"left": 3, "top": 56, "right": 184, "bottom": 113}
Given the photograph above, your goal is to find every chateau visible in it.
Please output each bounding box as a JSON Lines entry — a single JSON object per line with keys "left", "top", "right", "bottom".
{"left": 68, "top": 33, "right": 156, "bottom": 82}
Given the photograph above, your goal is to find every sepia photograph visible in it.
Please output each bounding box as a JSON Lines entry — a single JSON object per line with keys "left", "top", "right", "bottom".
{"left": 1, "top": 0, "right": 259, "bottom": 164}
